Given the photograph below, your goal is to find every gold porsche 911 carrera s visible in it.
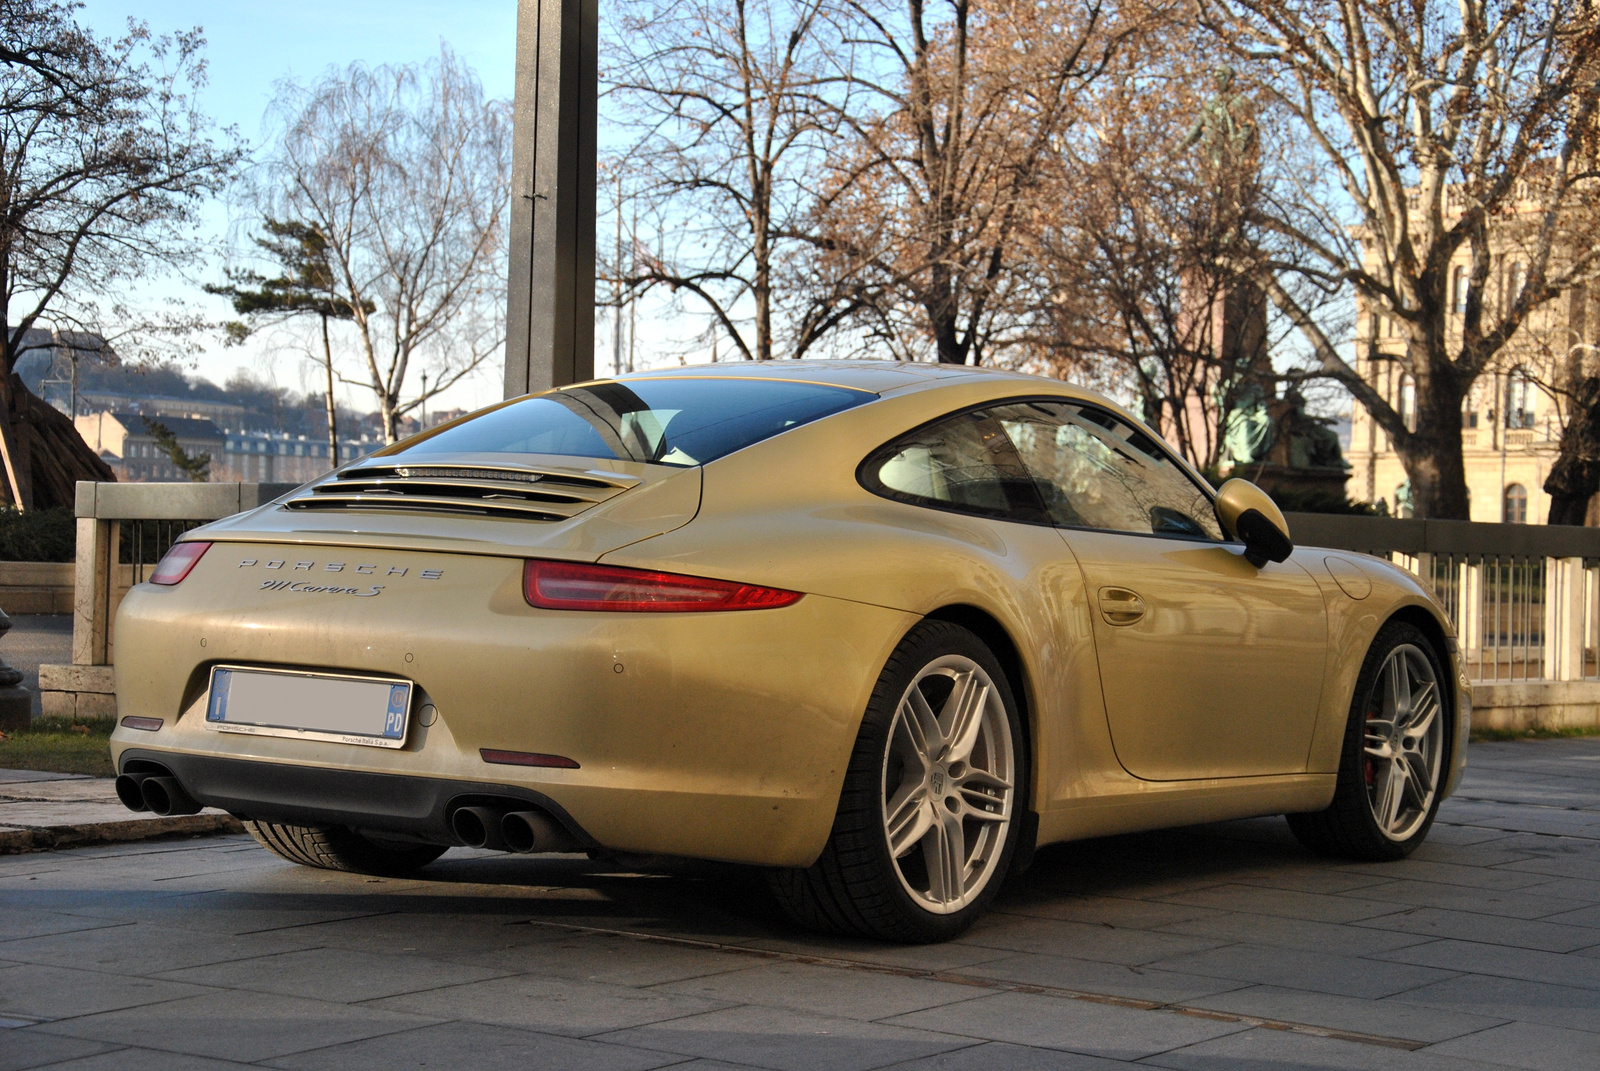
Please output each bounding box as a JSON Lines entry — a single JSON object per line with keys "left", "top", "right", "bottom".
{"left": 110, "top": 361, "right": 1468, "bottom": 942}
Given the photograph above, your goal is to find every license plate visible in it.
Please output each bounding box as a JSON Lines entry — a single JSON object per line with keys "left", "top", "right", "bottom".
{"left": 204, "top": 666, "right": 412, "bottom": 748}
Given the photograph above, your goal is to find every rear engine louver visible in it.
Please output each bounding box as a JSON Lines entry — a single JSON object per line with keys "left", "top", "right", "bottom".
{"left": 282, "top": 464, "right": 638, "bottom": 521}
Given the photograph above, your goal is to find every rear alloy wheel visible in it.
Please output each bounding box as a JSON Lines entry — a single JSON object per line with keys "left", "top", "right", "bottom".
{"left": 770, "top": 621, "right": 1026, "bottom": 942}
{"left": 244, "top": 820, "right": 446, "bottom": 877}
{"left": 1288, "top": 621, "right": 1450, "bottom": 860}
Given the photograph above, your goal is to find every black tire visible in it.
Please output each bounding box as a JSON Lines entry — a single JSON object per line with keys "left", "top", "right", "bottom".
{"left": 244, "top": 820, "right": 447, "bottom": 877}
{"left": 769, "top": 620, "right": 1029, "bottom": 943}
{"left": 1288, "top": 620, "right": 1451, "bottom": 861}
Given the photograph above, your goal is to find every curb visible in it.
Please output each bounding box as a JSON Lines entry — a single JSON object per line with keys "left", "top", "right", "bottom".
{"left": 0, "top": 812, "right": 244, "bottom": 854}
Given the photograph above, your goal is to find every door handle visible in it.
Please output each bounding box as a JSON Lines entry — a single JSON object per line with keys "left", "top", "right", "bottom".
{"left": 1098, "top": 587, "right": 1146, "bottom": 626}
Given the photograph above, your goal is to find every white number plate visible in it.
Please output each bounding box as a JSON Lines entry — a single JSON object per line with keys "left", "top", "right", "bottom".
{"left": 204, "top": 666, "right": 411, "bottom": 748}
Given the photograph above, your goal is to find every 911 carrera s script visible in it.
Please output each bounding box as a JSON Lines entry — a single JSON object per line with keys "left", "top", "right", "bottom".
{"left": 259, "top": 580, "right": 384, "bottom": 597}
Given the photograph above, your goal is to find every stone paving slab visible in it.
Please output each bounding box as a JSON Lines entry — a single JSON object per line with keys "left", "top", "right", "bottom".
{"left": 0, "top": 737, "right": 1596, "bottom": 1070}
{"left": 0, "top": 770, "right": 244, "bottom": 853}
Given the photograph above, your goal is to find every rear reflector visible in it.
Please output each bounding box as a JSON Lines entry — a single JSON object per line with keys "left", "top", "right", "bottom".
{"left": 481, "top": 748, "right": 581, "bottom": 769}
{"left": 523, "top": 560, "right": 802, "bottom": 612}
{"left": 121, "top": 717, "right": 163, "bottom": 732}
{"left": 150, "top": 542, "right": 211, "bottom": 585}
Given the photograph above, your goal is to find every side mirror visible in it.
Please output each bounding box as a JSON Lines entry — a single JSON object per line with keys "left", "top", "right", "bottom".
{"left": 1214, "top": 479, "right": 1293, "bottom": 568}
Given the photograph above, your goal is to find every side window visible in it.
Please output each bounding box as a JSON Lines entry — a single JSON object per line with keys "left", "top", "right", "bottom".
{"left": 863, "top": 409, "right": 1048, "bottom": 523}
{"left": 990, "top": 401, "right": 1223, "bottom": 540}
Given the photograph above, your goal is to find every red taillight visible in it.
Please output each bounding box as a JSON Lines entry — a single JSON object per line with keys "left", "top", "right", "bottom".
{"left": 149, "top": 541, "right": 211, "bottom": 585}
{"left": 523, "top": 559, "right": 802, "bottom": 612}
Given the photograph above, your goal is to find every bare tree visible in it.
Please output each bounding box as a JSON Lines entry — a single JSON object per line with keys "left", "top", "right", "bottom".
{"left": 609, "top": 0, "right": 849, "bottom": 361}
{"left": 1023, "top": 36, "right": 1251, "bottom": 468}
{"left": 0, "top": 2, "right": 241, "bottom": 506}
{"left": 800, "top": 0, "right": 1119, "bottom": 366}
{"left": 253, "top": 49, "right": 510, "bottom": 443}
{"left": 1199, "top": 0, "right": 1600, "bottom": 519}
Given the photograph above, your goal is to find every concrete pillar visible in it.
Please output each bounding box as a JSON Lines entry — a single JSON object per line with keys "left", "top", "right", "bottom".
{"left": 1546, "top": 557, "right": 1586, "bottom": 681}
{"left": 503, "top": 0, "right": 599, "bottom": 398}
{"left": 71, "top": 516, "right": 111, "bottom": 666}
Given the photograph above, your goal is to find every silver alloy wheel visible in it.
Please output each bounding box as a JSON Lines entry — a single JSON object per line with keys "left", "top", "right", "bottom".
{"left": 881, "top": 654, "right": 1015, "bottom": 914}
{"left": 1363, "top": 643, "right": 1444, "bottom": 841}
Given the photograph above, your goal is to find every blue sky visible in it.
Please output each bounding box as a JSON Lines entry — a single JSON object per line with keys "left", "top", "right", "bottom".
{"left": 75, "top": 1, "right": 520, "bottom": 413}
{"left": 79, "top": 1, "right": 518, "bottom": 141}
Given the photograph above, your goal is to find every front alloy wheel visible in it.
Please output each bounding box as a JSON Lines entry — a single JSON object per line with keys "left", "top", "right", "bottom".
{"left": 1288, "top": 621, "right": 1451, "bottom": 860}
{"left": 769, "top": 620, "right": 1027, "bottom": 942}
{"left": 1362, "top": 643, "right": 1444, "bottom": 842}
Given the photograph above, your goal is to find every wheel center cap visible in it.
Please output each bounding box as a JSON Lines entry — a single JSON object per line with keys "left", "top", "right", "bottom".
{"left": 930, "top": 768, "right": 946, "bottom": 794}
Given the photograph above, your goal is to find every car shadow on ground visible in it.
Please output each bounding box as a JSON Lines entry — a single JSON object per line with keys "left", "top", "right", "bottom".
{"left": 330, "top": 813, "right": 1321, "bottom": 942}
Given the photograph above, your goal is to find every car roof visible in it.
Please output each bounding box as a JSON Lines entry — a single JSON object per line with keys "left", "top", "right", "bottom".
{"left": 585, "top": 360, "right": 1073, "bottom": 396}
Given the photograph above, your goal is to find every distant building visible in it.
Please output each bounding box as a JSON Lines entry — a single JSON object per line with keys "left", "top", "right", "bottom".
{"left": 75, "top": 412, "right": 224, "bottom": 482}
{"left": 217, "top": 430, "right": 375, "bottom": 483}
{"left": 73, "top": 411, "right": 379, "bottom": 484}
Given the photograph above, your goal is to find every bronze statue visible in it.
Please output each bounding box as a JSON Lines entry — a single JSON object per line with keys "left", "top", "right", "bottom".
{"left": 1174, "top": 66, "right": 1259, "bottom": 173}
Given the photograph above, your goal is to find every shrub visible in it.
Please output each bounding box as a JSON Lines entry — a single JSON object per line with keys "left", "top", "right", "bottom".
{"left": 0, "top": 507, "right": 76, "bottom": 562}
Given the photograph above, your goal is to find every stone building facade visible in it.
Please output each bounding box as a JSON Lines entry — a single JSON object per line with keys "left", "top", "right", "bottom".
{"left": 1346, "top": 208, "right": 1592, "bottom": 523}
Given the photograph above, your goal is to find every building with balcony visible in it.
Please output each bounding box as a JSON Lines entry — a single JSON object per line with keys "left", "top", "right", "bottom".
{"left": 1346, "top": 187, "right": 1594, "bottom": 523}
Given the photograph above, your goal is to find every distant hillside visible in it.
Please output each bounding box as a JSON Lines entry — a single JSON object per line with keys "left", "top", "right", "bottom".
{"left": 17, "top": 352, "right": 380, "bottom": 439}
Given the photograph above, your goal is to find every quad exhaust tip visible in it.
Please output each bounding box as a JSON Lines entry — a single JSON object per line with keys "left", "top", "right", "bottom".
{"left": 450, "top": 805, "right": 510, "bottom": 851}
{"left": 502, "top": 810, "right": 578, "bottom": 854}
{"left": 116, "top": 771, "right": 203, "bottom": 816}
{"left": 449, "top": 803, "right": 579, "bottom": 854}
{"left": 114, "top": 773, "right": 150, "bottom": 811}
{"left": 140, "top": 775, "right": 203, "bottom": 816}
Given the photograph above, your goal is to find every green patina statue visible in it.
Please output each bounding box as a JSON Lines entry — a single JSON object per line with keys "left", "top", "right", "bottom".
{"left": 1174, "top": 66, "right": 1258, "bottom": 172}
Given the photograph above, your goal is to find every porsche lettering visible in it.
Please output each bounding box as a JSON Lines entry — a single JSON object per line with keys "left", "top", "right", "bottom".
{"left": 236, "top": 558, "right": 442, "bottom": 579}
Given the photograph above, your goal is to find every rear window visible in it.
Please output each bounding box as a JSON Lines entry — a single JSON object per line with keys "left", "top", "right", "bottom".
{"left": 379, "top": 377, "right": 873, "bottom": 468}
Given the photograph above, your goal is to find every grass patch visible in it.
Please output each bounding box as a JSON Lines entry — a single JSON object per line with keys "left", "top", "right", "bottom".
{"left": 0, "top": 715, "right": 116, "bottom": 777}
{"left": 1471, "top": 724, "right": 1600, "bottom": 743}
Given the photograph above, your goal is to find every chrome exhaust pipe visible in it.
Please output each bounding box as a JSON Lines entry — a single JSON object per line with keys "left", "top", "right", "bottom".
{"left": 114, "top": 773, "right": 152, "bottom": 812}
{"left": 501, "top": 810, "right": 578, "bottom": 854}
{"left": 450, "top": 805, "right": 509, "bottom": 850}
{"left": 140, "top": 775, "right": 202, "bottom": 817}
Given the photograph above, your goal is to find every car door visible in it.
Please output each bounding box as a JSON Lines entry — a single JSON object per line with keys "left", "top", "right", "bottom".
{"left": 990, "top": 400, "right": 1328, "bottom": 781}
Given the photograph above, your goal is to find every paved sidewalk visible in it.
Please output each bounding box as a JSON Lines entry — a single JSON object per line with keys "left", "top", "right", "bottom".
{"left": 0, "top": 770, "right": 242, "bottom": 853}
{"left": 1, "top": 738, "right": 1598, "bottom": 1071}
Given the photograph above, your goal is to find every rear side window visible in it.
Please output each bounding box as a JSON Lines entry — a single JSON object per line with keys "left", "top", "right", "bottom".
{"left": 860, "top": 408, "right": 1049, "bottom": 523}
{"left": 380, "top": 377, "right": 872, "bottom": 468}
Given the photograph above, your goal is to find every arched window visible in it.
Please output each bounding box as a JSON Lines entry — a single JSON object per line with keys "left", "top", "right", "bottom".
{"left": 1507, "top": 372, "right": 1534, "bottom": 429}
{"left": 1508, "top": 262, "right": 1527, "bottom": 308}
{"left": 1452, "top": 265, "right": 1469, "bottom": 314}
{"left": 1504, "top": 483, "right": 1528, "bottom": 524}
{"left": 1399, "top": 375, "right": 1417, "bottom": 432}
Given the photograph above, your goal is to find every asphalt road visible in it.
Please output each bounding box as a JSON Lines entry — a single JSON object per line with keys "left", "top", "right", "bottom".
{"left": 1, "top": 738, "right": 1598, "bottom": 1071}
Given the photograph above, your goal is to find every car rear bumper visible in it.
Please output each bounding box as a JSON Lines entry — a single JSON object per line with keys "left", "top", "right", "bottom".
{"left": 118, "top": 747, "right": 598, "bottom": 849}
{"left": 109, "top": 546, "right": 916, "bottom": 867}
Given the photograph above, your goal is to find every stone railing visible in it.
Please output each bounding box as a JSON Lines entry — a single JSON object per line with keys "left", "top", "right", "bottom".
{"left": 1287, "top": 512, "right": 1600, "bottom": 732}
{"left": 38, "top": 481, "right": 294, "bottom": 718}
{"left": 26, "top": 485, "right": 1600, "bottom": 733}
